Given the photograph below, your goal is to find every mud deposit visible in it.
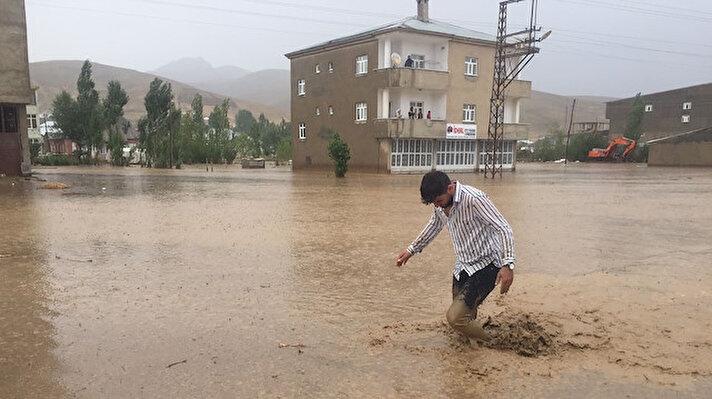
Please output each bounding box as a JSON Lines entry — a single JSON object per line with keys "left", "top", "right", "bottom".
{"left": 2, "top": 163, "right": 712, "bottom": 398}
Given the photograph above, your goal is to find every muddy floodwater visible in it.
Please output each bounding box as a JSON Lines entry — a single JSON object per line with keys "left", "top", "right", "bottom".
{"left": 1, "top": 163, "right": 711, "bottom": 398}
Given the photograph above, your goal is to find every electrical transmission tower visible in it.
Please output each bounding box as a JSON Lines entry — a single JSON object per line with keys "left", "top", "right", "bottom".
{"left": 484, "top": 0, "right": 548, "bottom": 178}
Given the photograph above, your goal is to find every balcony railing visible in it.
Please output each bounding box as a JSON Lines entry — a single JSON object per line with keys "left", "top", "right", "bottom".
{"left": 373, "top": 68, "right": 449, "bottom": 91}
{"left": 374, "top": 118, "right": 448, "bottom": 139}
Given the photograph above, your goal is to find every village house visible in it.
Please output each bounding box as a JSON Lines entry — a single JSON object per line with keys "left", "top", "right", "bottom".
{"left": 0, "top": 0, "right": 32, "bottom": 176}
{"left": 285, "top": 0, "right": 530, "bottom": 173}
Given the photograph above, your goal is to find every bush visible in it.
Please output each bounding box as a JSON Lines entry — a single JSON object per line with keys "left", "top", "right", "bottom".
{"left": 38, "top": 154, "right": 78, "bottom": 166}
{"left": 568, "top": 133, "right": 610, "bottom": 162}
{"left": 327, "top": 132, "right": 351, "bottom": 177}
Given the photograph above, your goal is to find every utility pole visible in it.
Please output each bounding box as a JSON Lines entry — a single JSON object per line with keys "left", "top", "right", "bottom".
{"left": 564, "top": 98, "right": 576, "bottom": 166}
{"left": 484, "top": 0, "right": 548, "bottom": 178}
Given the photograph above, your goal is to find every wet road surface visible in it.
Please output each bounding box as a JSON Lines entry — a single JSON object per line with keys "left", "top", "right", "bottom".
{"left": 1, "top": 163, "right": 711, "bottom": 398}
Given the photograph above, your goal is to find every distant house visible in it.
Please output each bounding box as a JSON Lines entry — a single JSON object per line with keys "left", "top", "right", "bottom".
{"left": 606, "top": 83, "right": 712, "bottom": 142}
{"left": 284, "top": 0, "right": 531, "bottom": 173}
{"left": 41, "top": 120, "right": 74, "bottom": 155}
{"left": 647, "top": 127, "right": 712, "bottom": 167}
{"left": 26, "top": 86, "right": 42, "bottom": 150}
{"left": 0, "top": 0, "right": 32, "bottom": 176}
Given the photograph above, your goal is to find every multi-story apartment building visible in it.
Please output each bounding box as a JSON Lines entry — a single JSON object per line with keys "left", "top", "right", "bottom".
{"left": 606, "top": 83, "right": 712, "bottom": 142}
{"left": 285, "top": 0, "right": 530, "bottom": 173}
{"left": 0, "top": 0, "right": 32, "bottom": 176}
{"left": 26, "top": 87, "right": 42, "bottom": 148}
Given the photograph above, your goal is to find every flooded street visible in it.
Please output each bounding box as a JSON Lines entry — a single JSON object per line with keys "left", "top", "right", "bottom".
{"left": 1, "top": 163, "right": 711, "bottom": 398}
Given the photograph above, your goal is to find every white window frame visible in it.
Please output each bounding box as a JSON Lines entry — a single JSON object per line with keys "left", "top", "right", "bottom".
{"left": 645, "top": 104, "right": 653, "bottom": 112}
{"left": 356, "top": 102, "right": 367, "bottom": 122}
{"left": 328, "top": 62, "right": 334, "bottom": 73}
{"left": 465, "top": 57, "right": 478, "bottom": 76}
{"left": 681, "top": 114, "right": 690, "bottom": 123}
{"left": 315, "top": 64, "right": 320, "bottom": 74}
{"left": 27, "top": 114, "right": 38, "bottom": 129}
{"left": 356, "top": 55, "right": 368, "bottom": 75}
{"left": 463, "top": 104, "right": 476, "bottom": 123}
{"left": 683, "top": 101, "right": 692, "bottom": 110}
{"left": 315, "top": 107, "right": 320, "bottom": 116}
{"left": 298, "top": 122, "right": 306, "bottom": 139}
{"left": 297, "top": 79, "right": 306, "bottom": 96}
{"left": 411, "top": 54, "right": 425, "bottom": 69}
{"left": 329, "top": 106, "right": 334, "bottom": 115}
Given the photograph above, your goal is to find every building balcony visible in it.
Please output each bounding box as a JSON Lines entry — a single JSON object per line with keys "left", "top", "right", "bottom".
{"left": 503, "top": 123, "right": 529, "bottom": 140}
{"left": 374, "top": 68, "right": 449, "bottom": 91}
{"left": 504, "top": 79, "right": 531, "bottom": 98}
{"left": 374, "top": 118, "right": 448, "bottom": 139}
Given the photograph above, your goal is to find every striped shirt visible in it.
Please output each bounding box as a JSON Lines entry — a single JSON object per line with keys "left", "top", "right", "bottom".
{"left": 407, "top": 181, "right": 515, "bottom": 280}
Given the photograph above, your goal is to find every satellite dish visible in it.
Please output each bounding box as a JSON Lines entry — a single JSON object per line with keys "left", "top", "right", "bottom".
{"left": 391, "top": 52, "right": 402, "bottom": 66}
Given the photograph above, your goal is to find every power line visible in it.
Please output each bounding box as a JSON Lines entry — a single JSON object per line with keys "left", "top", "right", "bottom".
{"left": 552, "top": 0, "right": 712, "bottom": 23}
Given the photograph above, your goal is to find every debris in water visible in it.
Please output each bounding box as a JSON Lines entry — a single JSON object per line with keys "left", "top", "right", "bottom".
{"left": 41, "top": 182, "right": 71, "bottom": 189}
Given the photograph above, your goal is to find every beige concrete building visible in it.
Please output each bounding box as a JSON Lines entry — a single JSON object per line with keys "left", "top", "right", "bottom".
{"left": 285, "top": 0, "right": 530, "bottom": 173}
{"left": 0, "top": 0, "right": 32, "bottom": 176}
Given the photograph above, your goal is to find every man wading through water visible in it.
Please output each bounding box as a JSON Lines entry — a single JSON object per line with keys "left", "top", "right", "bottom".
{"left": 396, "top": 171, "right": 515, "bottom": 342}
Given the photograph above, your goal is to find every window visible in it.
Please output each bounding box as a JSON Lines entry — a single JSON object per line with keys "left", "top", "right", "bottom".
{"left": 683, "top": 101, "right": 692, "bottom": 110}
{"left": 391, "top": 139, "right": 433, "bottom": 169}
{"left": 356, "top": 102, "right": 367, "bottom": 121}
{"left": 409, "top": 101, "right": 424, "bottom": 118}
{"left": 682, "top": 114, "right": 690, "bottom": 123}
{"left": 412, "top": 54, "right": 425, "bottom": 69}
{"left": 328, "top": 62, "right": 334, "bottom": 73}
{"left": 438, "top": 140, "right": 477, "bottom": 168}
{"left": 0, "top": 105, "right": 19, "bottom": 133}
{"left": 645, "top": 104, "right": 653, "bottom": 112}
{"left": 315, "top": 64, "right": 320, "bottom": 74}
{"left": 297, "top": 79, "right": 306, "bottom": 96}
{"left": 479, "top": 141, "right": 514, "bottom": 167}
{"left": 463, "top": 104, "right": 476, "bottom": 122}
{"left": 356, "top": 55, "right": 368, "bottom": 75}
{"left": 315, "top": 107, "right": 320, "bottom": 116}
{"left": 298, "top": 122, "right": 306, "bottom": 139}
{"left": 465, "top": 57, "right": 478, "bottom": 76}
{"left": 27, "top": 114, "right": 38, "bottom": 129}
{"left": 329, "top": 106, "right": 334, "bottom": 115}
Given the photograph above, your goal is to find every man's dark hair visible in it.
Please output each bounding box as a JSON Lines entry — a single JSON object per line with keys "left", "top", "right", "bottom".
{"left": 420, "top": 171, "right": 451, "bottom": 204}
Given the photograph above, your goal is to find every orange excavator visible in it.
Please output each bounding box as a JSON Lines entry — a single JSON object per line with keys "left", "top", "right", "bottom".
{"left": 588, "top": 136, "right": 637, "bottom": 161}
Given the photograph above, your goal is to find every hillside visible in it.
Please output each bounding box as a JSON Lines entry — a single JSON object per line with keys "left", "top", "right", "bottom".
{"left": 521, "top": 91, "right": 617, "bottom": 139}
{"left": 30, "top": 60, "right": 615, "bottom": 141}
{"left": 150, "top": 57, "right": 249, "bottom": 85}
{"left": 29, "top": 61, "right": 288, "bottom": 127}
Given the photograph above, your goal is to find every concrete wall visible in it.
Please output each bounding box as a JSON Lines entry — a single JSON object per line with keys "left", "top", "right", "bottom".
{"left": 0, "top": 0, "right": 32, "bottom": 104}
{"left": 606, "top": 83, "right": 712, "bottom": 142}
{"left": 649, "top": 141, "right": 712, "bottom": 166}
{"left": 290, "top": 39, "right": 382, "bottom": 172}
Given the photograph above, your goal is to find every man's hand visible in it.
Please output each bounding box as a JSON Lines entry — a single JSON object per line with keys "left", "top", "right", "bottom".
{"left": 395, "top": 250, "right": 412, "bottom": 267}
{"left": 495, "top": 267, "right": 514, "bottom": 294}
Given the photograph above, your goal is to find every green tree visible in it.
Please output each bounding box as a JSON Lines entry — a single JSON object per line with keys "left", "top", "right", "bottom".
{"left": 275, "top": 136, "right": 292, "bottom": 165}
{"left": 103, "top": 80, "right": 129, "bottom": 166}
{"left": 234, "top": 109, "right": 256, "bottom": 134}
{"left": 51, "top": 60, "right": 104, "bottom": 161}
{"left": 138, "top": 78, "right": 176, "bottom": 168}
{"left": 624, "top": 93, "right": 645, "bottom": 141}
{"left": 76, "top": 60, "right": 104, "bottom": 159}
{"left": 327, "top": 132, "right": 351, "bottom": 177}
{"left": 208, "top": 98, "right": 231, "bottom": 163}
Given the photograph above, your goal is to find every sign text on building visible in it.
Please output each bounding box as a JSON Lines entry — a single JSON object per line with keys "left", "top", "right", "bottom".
{"left": 446, "top": 124, "right": 477, "bottom": 139}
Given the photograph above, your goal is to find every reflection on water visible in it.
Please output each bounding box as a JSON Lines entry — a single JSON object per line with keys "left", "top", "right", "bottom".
{"left": 0, "top": 179, "right": 66, "bottom": 398}
{"left": 0, "top": 163, "right": 711, "bottom": 398}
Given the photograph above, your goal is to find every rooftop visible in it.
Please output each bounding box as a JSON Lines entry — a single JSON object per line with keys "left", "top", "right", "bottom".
{"left": 286, "top": 16, "right": 495, "bottom": 58}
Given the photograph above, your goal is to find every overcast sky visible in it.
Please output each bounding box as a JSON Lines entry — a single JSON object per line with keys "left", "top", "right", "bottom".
{"left": 25, "top": 0, "right": 712, "bottom": 98}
